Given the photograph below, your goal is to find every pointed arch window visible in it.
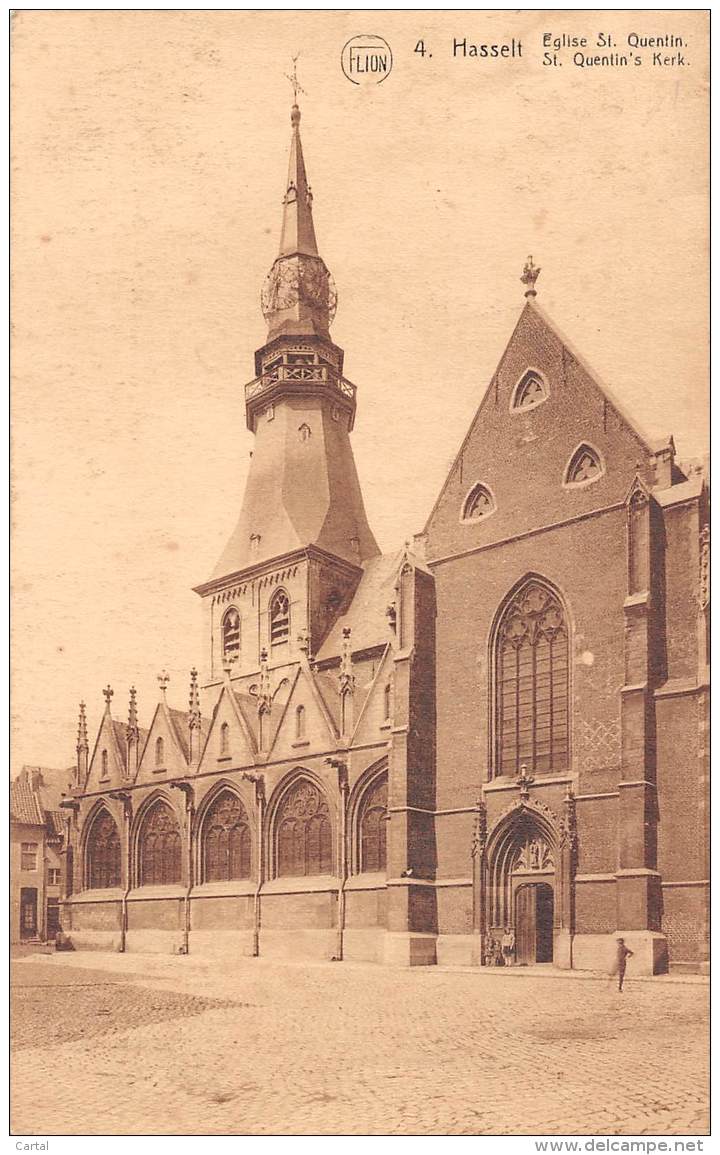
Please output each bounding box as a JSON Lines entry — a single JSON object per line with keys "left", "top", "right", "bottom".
{"left": 276, "top": 779, "right": 332, "bottom": 877}
{"left": 155, "top": 736, "right": 164, "bottom": 768}
{"left": 222, "top": 608, "right": 241, "bottom": 660}
{"left": 359, "top": 775, "right": 388, "bottom": 873}
{"left": 495, "top": 580, "right": 569, "bottom": 777}
{"left": 86, "top": 810, "right": 121, "bottom": 889}
{"left": 100, "top": 749, "right": 109, "bottom": 779}
{"left": 203, "top": 790, "right": 251, "bottom": 882}
{"left": 564, "top": 444, "right": 604, "bottom": 487}
{"left": 270, "top": 589, "right": 290, "bottom": 646}
{"left": 512, "top": 369, "right": 548, "bottom": 411}
{"left": 462, "top": 483, "right": 495, "bottom": 523}
{"left": 219, "top": 722, "right": 230, "bottom": 756}
{"left": 139, "top": 800, "right": 181, "bottom": 886}
{"left": 295, "top": 705, "right": 306, "bottom": 740}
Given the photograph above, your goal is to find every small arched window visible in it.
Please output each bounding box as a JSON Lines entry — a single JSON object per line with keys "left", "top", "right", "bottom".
{"left": 495, "top": 579, "right": 569, "bottom": 777}
{"left": 222, "top": 608, "right": 241, "bottom": 660}
{"left": 155, "top": 736, "right": 164, "bottom": 768}
{"left": 295, "top": 705, "right": 306, "bottom": 740}
{"left": 276, "top": 779, "right": 332, "bottom": 877}
{"left": 203, "top": 790, "right": 251, "bottom": 882}
{"left": 512, "top": 370, "right": 548, "bottom": 411}
{"left": 138, "top": 800, "right": 181, "bottom": 886}
{"left": 270, "top": 589, "right": 290, "bottom": 646}
{"left": 100, "top": 749, "right": 109, "bottom": 778}
{"left": 359, "top": 775, "right": 388, "bottom": 873}
{"left": 462, "top": 483, "right": 495, "bottom": 522}
{"left": 219, "top": 722, "right": 230, "bottom": 756}
{"left": 86, "top": 809, "right": 121, "bottom": 889}
{"left": 564, "top": 444, "right": 604, "bottom": 487}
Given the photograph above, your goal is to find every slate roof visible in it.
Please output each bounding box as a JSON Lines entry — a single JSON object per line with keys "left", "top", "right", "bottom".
{"left": 11, "top": 766, "right": 74, "bottom": 836}
{"left": 317, "top": 549, "right": 404, "bottom": 662}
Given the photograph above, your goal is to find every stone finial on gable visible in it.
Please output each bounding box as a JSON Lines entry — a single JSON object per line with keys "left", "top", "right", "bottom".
{"left": 128, "top": 686, "right": 139, "bottom": 737}
{"left": 76, "top": 701, "right": 89, "bottom": 787}
{"left": 77, "top": 701, "right": 88, "bottom": 752}
{"left": 258, "top": 648, "right": 272, "bottom": 715}
{"left": 157, "top": 670, "right": 170, "bottom": 699}
{"left": 521, "top": 255, "right": 541, "bottom": 298}
{"left": 102, "top": 685, "right": 114, "bottom": 710}
{"left": 339, "top": 627, "right": 354, "bottom": 696}
{"left": 188, "top": 668, "right": 201, "bottom": 727}
{"left": 126, "top": 686, "right": 139, "bottom": 779}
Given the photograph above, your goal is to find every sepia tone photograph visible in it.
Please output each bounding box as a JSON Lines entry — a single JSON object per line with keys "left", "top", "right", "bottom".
{"left": 10, "top": 8, "right": 709, "bottom": 1138}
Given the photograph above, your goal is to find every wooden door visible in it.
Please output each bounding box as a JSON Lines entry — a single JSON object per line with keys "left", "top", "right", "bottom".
{"left": 515, "top": 884, "right": 536, "bottom": 964}
{"left": 536, "top": 884, "right": 554, "bottom": 962}
{"left": 20, "top": 888, "right": 37, "bottom": 940}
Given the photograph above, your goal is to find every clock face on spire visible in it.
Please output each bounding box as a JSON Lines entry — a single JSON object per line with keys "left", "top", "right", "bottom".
{"left": 261, "top": 254, "right": 337, "bottom": 326}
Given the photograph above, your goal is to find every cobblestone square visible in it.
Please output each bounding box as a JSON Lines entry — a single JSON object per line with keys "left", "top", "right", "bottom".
{"left": 11, "top": 952, "right": 709, "bottom": 1136}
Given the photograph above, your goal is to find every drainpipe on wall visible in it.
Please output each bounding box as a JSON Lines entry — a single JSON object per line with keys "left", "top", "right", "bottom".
{"left": 243, "top": 771, "right": 265, "bottom": 957}
{"left": 327, "top": 757, "right": 349, "bottom": 961}
{"left": 109, "top": 791, "right": 133, "bottom": 953}
{"left": 170, "top": 782, "right": 195, "bottom": 955}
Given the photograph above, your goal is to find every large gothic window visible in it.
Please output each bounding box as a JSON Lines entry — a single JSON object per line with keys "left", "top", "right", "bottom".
{"left": 495, "top": 580, "right": 569, "bottom": 777}
{"left": 222, "top": 608, "right": 241, "bottom": 660}
{"left": 359, "top": 775, "right": 388, "bottom": 873}
{"left": 269, "top": 589, "right": 290, "bottom": 646}
{"left": 202, "top": 790, "right": 252, "bottom": 882}
{"left": 138, "top": 800, "right": 181, "bottom": 886}
{"left": 86, "top": 810, "right": 121, "bottom": 889}
{"left": 276, "top": 779, "right": 332, "bottom": 877}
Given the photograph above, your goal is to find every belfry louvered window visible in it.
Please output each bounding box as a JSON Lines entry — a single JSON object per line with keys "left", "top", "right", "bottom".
{"left": 270, "top": 589, "right": 290, "bottom": 645}
{"left": 203, "top": 790, "right": 251, "bottom": 882}
{"left": 495, "top": 580, "right": 569, "bottom": 776}
{"left": 86, "top": 810, "right": 121, "bottom": 889}
{"left": 222, "top": 608, "right": 241, "bottom": 660}
{"left": 139, "top": 801, "right": 181, "bottom": 885}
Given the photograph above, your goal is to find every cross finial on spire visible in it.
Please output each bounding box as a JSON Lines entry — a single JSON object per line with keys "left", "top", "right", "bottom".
{"left": 157, "top": 670, "right": 170, "bottom": 697}
{"left": 285, "top": 54, "right": 307, "bottom": 111}
{"left": 521, "top": 256, "right": 541, "bottom": 298}
{"left": 102, "top": 685, "right": 113, "bottom": 708}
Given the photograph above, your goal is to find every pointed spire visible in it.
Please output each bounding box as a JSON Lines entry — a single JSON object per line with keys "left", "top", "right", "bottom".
{"left": 260, "top": 87, "right": 337, "bottom": 339}
{"left": 127, "top": 686, "right": 139, "bottom": 779}
{"left": 127, "top": 686, "right": 138, "bottom": 737}
{"left": 188, "top": 667, "right": 201, "bottom": 727}
{"left": 76, "top": 701, "right": 89, "bottom": 788}
{"left": 258, "top": 648, "right": 272, "bottom": 715}
{"left": 339, "top": 627, "right": 355, "bottom": 697}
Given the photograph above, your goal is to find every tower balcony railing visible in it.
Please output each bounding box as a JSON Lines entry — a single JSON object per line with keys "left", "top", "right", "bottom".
{"left": 245, "top": 363, "right": 356, "bottom": 404}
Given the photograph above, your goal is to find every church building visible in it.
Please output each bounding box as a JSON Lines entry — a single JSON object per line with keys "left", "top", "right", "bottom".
{"left": 59, "top": 99, "right": 709, "bottom": 975}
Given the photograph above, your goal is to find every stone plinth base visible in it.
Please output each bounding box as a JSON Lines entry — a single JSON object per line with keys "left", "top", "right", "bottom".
{"left": 64, "top": 929, "right": 121, "bottom": 953}
{"left": 259, "top": 929, "right": 337, "bottom": 961}
{"left": 572, "top": 931, "right": 668, "bottom": 975}
{"left": 342, "top": 928, "right": 385, "bottom": 963}
{"left": 383, "top": 932, "right": 437, "bottom": 967}
{"left": 189, "top": 929, "right": 256, "bottom": 959}
{"left": 553, "top": 929, "right": 573, "bottom": 969}
{"left": 125, "top": 930, "right": 185, "bottom": 955}
{"left": 435, "top": 934, "right": 481, "bottom": 967}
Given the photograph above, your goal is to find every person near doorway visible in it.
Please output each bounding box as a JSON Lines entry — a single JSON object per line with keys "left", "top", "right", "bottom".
{"left": 502, "top": 926, "right": 515, "bottom": 967}
{"left": 615, "top": 938, "right": 634, "bottom": 991}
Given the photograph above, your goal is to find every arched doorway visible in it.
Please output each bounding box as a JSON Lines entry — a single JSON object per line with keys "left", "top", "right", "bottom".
{"left": 515, "top": 882, "right": 554, "bottom": 964}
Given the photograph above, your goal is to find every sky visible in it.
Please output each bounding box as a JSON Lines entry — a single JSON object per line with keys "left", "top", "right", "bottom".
{"left": 11, "top": 10, "right": 708, "bottom": 771}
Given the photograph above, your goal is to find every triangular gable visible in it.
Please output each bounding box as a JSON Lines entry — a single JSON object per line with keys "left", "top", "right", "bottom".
{"left": 350, "top": 645, "right": 393, "bottom": 748}
{"left": 86, "top": 710, "right": 126, "bottom": 791}
{"left": 197, "top": 683, "right": 257, "bottom": 775}
{"left": 267, "top": 664, "right": 338, "bottom": 761}
{"left": 135, "top": 702, "right": 189, "bottom": 784}
{"left": 424, "top": 299, "right": 660, "bottom": 562}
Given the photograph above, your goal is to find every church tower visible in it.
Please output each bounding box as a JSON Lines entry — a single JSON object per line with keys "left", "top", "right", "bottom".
{"left": 194, "top": 99, "right": 379, "bottom": 680}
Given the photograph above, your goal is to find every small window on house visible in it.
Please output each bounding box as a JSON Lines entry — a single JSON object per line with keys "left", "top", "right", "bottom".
{"left": 222, "top": 608, "right": 241, "bottom": 660}
{"left": 220, "top": 721, "right": 230, "bottom": 756}
{"left": 48, "top": 867, "right": 61, "bottom": 886}
{"left": 512, "top": 370, "right": 548, "bottom": 411}
{"left": 270, "top": 589, "right": 290, "bottom": 646}
{"left": 100, "top": 749, "right": 109, "bottom": 778}
{"left": 462, "top": 483, "right": 495, "bottom": 523}
{"left": 155, "top": 736, "right": 164, "bottom": 768}
{"left": 564, "top": 444, "right": 604, "bottom": 487}
{"left": 21, "top": 843, "right": 38, "bottom": 871}
{"left": 295, "top": 705, "right": 306, "bottom": 740}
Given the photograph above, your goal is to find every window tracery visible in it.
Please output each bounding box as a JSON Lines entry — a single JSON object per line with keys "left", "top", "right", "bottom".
{"left": 496, "top": 581, "right": 569, "bottom": 777}
{"left": 565, "top": 444, "right": 603, "bottom": 486}
{"left": 203, "top": 790, "right": 251, "bottom": 882}
{"left": 270, "top": 589, "right": 290, "bottom": 645}
{"left": 138, "top": 801, "right": 181, "bottom": 886}
{"left": 512, "top": 370, "right": 548, "bottom": 411}
{"left": 86, "top": 810, "right": 121, "bottom": 889}
{"left": 276, "top": 779, "right": 332, "bottom": 877}
{"left": 462, "top": 483, "right": 495, "bottom": 522}
{"left": 222, "top": 608, "right": 241, "bottom": 660}
{"left": 359, "top": 775, "right": 388, "bottom": 873}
